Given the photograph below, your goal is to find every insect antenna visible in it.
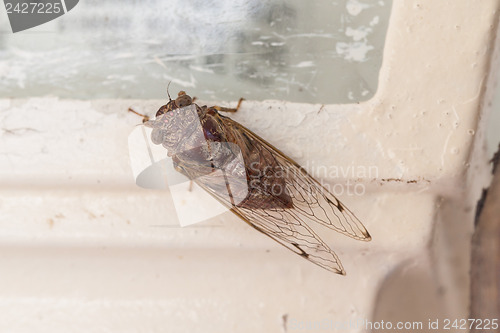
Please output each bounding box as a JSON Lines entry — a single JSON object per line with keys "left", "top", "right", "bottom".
{"left": 166, "top": 81, "right": 172, "bottom": 101}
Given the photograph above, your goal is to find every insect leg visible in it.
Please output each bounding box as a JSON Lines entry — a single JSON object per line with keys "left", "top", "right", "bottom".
{"left": 128, "top": 107, "right": 150, "bottom": 123}
{"left": 212, "top": 98, "right": 245, "bottom": 113}
{"left": 317, "top": 104, "right": 325, "bottom": 114}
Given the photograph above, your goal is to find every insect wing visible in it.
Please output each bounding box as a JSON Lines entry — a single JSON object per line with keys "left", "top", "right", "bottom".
{"left": 194, "top": 116, "right": 370, "bottom": 274}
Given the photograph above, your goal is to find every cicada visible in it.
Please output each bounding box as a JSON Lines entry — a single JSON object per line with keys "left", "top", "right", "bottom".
{"left": 135, "top": 91, "right": 371, "bottom": 275}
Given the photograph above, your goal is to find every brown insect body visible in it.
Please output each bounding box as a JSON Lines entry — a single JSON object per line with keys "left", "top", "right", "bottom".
{"left": 145, "top": 91, "right": 371, "bottom": 274}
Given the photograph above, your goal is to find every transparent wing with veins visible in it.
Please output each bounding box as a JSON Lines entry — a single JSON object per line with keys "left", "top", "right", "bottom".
{"left": 194, "top": 116, "right": 371, "bottom": 275}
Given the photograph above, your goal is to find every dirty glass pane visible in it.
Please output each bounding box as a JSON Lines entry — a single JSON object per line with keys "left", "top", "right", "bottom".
{"left": 0, "top": 0, "right": 392, "bottom": 104}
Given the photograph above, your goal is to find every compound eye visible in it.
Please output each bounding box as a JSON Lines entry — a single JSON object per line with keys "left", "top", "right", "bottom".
{"left": 175, "top": 94, "right": 192, "bottom": 108}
